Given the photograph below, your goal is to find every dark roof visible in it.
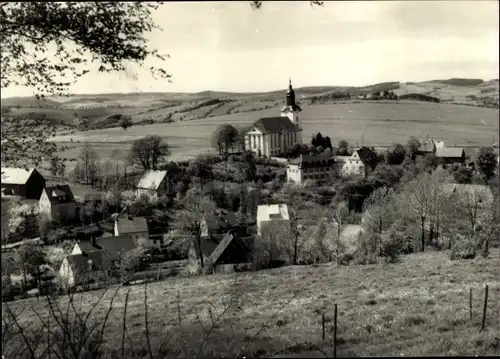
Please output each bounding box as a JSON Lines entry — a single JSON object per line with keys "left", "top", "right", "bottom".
{"left": 115, "top": 216, "right": 149, "bottom": 235}
{"left": 66, "top": 251, "right": 106, "bottom": 276}
{"left": 203, "top": 210, "right": 239, "bottom": 233}
{"left": 76, "top": 241, "right": 100, "bottom": 254}
{"left": 192, "top": 231, "right": 253, "bottom": 265}
{"left": 356, "top": 147, "right": 378, "bottom": 164}
{"left": 289, "top": 154, "right": 334, "bottom": 165}
{"left": 95, "top": 234, "right": 137, "bottom": 260}
{"left": 44, "top": 185, "right": 75, "bottom": 204}
{"left": 253, "top": 117, "right": 299, "bottom": 134}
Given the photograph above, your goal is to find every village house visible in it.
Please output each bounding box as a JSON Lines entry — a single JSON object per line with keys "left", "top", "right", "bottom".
{"left": 341, "top": 147, "right": 378, "bottom": 177}
{"left": 1, "top": 167, "right": 46, "bottom": 199}
{"left": 188, "top": 231, "right": 252, "bottom": 274}
{"left": 415, "top": 138, "right": 444, "bottom": 156}
{"left": 201, "top": 210, "right": 239, "bottom": 239}
{"left": 245, "top": 78, "right": 303, "bottom": 158}
{"left": 61, "top": 235, "right": 139, "bottom": 288}
{"left": 114, "top": 215, "right": 150, "bottom": 246}
{"left": 436, "top": 147, "right": 466, "bottom": 165}
{"left": 256, "top": 203, "right": 290, "bottom": 236}
{"left": 286, "top": 154, "right": 335, "bottom": 184}
{"left": 136, "top": 170, "right": 169, "bottom": 197}
{"left": 39, "top": 185, "right": 77, "bottom": 222}
{"left": 59, "top": 250, "right": 107, "bottom": 288}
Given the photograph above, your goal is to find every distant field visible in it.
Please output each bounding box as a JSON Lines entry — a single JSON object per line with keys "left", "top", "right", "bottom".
{"left": 52, "top": 101, "right": 499, "bottom": 165}
{"left": 7, "top": 249, "right": 499, "bottom": 357}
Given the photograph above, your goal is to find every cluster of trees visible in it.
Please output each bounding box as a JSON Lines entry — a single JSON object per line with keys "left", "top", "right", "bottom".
{"left": 311, "top": 132, "right": 333, "bottom": 151}
{"left": 399, "top": 93, "right": 440, "bottom": 103}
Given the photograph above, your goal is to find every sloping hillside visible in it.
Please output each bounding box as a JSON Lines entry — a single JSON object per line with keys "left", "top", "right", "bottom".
{"left": 7, "top": 249, "right": 499, "bottom": 358}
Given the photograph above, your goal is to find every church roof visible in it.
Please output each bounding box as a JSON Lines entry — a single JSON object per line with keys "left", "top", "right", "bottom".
{"left": 253, "top": 117, "right": 299, "bottom": 134}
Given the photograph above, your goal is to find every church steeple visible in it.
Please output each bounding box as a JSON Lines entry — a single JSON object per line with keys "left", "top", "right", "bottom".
{"left": 286, "top": 77, "right": 296, "bottom": 107}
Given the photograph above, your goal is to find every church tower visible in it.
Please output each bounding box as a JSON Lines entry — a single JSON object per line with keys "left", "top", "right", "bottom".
{"left": 281, "top": 77, "right": 302, "bottom": 125}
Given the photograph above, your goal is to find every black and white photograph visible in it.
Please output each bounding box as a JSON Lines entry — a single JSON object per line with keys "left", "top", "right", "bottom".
{"left": 1, "top": 1, "right": 499, "bottom": 358}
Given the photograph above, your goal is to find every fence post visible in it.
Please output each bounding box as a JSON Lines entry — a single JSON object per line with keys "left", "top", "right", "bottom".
{"left": 481, "top": 284, "right": 489, "bottom": 331}
{"left": 469, "top": 288, "right": 473, "bottom": 320}
{"left": 322, "top": 312, "right": 325, "bottom": 340}
{"left": 333, "top": 304, "right": 338, "bottom": 359}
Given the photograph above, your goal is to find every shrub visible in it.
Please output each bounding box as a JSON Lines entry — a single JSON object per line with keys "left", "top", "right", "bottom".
{"left": 353, "top": 231, "right": 378, "bottom": 265}
{"left": 380, "top": 231, "right": 402, "bottom": 263}
{"left": 450, "top": 234, "right": 477, "bottom": 260}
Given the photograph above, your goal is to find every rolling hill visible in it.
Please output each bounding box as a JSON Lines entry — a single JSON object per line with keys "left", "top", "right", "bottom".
{"left": 1, "top": 78, "right": 498, "bottom": 132}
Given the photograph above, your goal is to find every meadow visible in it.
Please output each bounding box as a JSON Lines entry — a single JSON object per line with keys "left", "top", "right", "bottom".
{"left": 51, "top": 100, "right": 499, "bottom": 165}
{"left": 5, "top": 249, "right": 499, "bottom": 358}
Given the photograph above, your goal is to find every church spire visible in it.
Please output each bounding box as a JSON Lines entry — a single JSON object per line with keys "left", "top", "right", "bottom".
{"left": 286, "top": 77, "right": 296, "bottom": 107}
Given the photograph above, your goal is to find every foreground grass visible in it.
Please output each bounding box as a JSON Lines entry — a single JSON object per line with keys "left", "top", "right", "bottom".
{"left": 4, "top": 249, "right": 500, "bottom": 358}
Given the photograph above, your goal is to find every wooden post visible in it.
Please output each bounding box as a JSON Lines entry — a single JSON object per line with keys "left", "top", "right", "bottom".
{"left": 469, "top": 288, "right": 473, "bottom": 320}
{"left": 333, "top": 304, "right": 338, "bottom": 359}
{"left": 322, "top": 312, "right": 325, "bottom": 340}
{"left": 481, "top": 285, "right": 489, "bottom": 331}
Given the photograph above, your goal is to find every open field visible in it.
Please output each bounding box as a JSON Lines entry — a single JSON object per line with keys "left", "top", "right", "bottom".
{"left": 5, "top": 249, "right": 500, "bottom": 357}
{"left": 51, "top": 101, "right": 499, "bottom": 167}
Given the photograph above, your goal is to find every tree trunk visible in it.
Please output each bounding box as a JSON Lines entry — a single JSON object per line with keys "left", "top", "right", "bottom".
{"left": 421, "top": 217, "right": 425, "bottom": 252}
{"left": 293, "top": 228, "right": 298, "bottom": 265}
{"left": 196, "top": 235, "right": 204, "bottom": 268}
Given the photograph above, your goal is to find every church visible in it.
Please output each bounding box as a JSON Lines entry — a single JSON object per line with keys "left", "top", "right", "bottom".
{"left": 245, "top": 78, "right": 303, "bottom": 158}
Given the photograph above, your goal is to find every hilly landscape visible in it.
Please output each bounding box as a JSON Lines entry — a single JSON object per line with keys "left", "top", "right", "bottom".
{"left": 1, "top": 78, "right": 499, "bottom": 170}
{"left": 2, "top": 78, "right": 498, "bottom": 130}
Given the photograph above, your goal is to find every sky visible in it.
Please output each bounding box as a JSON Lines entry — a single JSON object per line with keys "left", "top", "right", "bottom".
{"left": 2, "top": 1, "right": 499, "bottom": 97}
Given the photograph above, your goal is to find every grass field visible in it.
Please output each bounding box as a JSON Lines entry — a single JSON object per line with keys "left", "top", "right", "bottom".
{"left": 5, "top": 249, "right": 499, "bottom": 358}
{"left": 51, "top": 101, "right": 499, "bottom": 166}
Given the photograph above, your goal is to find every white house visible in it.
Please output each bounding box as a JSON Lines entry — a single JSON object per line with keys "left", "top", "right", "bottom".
{"left": 286, "top": 154, "right": 335, "bottom": 184}
{"left": 136, "top": 170, "right": 169, "bottom": 197}
{"left": 245, "top": 78, "right": 303, "bottom": 158}
{"left": 256, "top": 204, "right": 290, "bottom": 236}
{"left": 39, "top": 185, "right": 77, "bottom": 222}
{"left": 341, "top": 147, "right": 377, "bottom": 177}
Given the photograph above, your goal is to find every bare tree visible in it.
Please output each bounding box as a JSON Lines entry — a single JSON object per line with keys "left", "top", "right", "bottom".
{"left": 399, "top": 173, "right": 433, "bottom": 252}
{"left": 253, "top": 220, "right": 293, "bottom": 269}
{"left": 425, "top": 169, "right": 451, "bottom": 245}
{"left": 457, "top": 186, "right": 492, "bottom": 232}
{"left": 79, "top": 142, "right": 100, "bottom": 185}
{"left": 130, "top": 135, "right": 171, "bottom": 171}
{"left": 330, "top": 201, "right": 350, "bottom": 264}
{"left": 362, "top": 187, "right": 396, "bottom": 236}
{"left": 173, "top": 189, "right": 216, "bottom": 269}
